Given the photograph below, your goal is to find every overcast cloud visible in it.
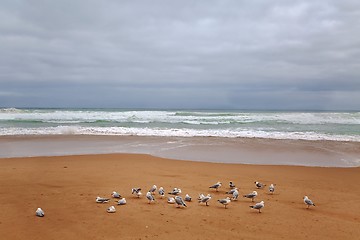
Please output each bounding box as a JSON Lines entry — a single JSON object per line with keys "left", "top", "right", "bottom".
{"left": 0, "top": 0, "right": 359, "bottom": 110}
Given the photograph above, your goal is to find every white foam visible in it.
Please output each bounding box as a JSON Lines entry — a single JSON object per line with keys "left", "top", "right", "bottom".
{"left": 1, "top": 109, "right": 359, "bottom": 125}
{"left": 0, "top": 108, "right": 26, "bottom": 113}
{"left": 2, "top": 126, "right": 360, "bottom": 142}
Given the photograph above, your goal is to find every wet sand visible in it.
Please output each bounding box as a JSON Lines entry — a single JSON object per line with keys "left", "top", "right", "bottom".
{"left": 0, "top": 153, "right": 359, "bottom": 240}
{"left": 1, "top": 135, "right": 360, "bottom": 167}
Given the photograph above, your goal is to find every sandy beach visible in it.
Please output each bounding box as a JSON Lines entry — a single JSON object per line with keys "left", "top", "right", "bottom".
{"left": 2, "top": 0, "right": 360, "bottom": 238}
{"left": 1, "top": 151, "right": 360, "bottom": 239}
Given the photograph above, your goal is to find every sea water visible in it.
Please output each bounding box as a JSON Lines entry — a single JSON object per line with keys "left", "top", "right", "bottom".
{"left": 1, "top": 108, "right": 359, "bottom": 142}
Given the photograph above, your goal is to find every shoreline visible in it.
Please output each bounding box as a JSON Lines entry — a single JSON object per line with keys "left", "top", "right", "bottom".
{"left": 0, "top": 153, "right": 359, "bottom": 240}
{"left": 1, "top": 135, "right": 360, "bottom": 167}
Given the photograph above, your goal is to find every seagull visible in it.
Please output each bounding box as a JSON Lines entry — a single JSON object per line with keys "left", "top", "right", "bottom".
{"left": 217, "top": 197, "right": 231, "bottom": 208}
{"left": 209, "top": 182, "right": 222, "bottom": 191}
{"left": 255, "top": 181, "right": 266, "bottom": 189}
{"left": 250, "top": 201, "right": 265, "bottom": 213}
{"left": 131, "top": 188, "right": 142, "bottom": 198}
{"left": 226, "top": 188, "right": 238, "bottom": 194}
{"left": 232, "top": 189, "right": 239, "bottom": 201}
{"left": 158, "top": 187, "right": 165, "bottom": 198}
{"left": 168, "top": 187, "right": 182, "bottom": 195}
{"left": 111, "top": 191, "right": 121, "bottom": 198}
{"left": 175, "top": 196, "right": 187, "bottom": 208}
{"left": 167, "top": 197, "right": 175, "bottom": 204}
{"left": 35, "top": 208, "right": 44, "bottom": 217}
{"left": 229, "top": 181, "right": 236, "bottom": 188}
{"left": 198, "top": 194, "right": 212, "bottom": 206}
{"left": 149, "top": 185, "right": 157, "bottom": 195}
{"left": 107, "top": 206, "right": 116, "bottom": 213}
{"left": 197, "top": 193, "right": 205, "bottom": 201}
{"left": 96, "top": 196, "right": 110, "bottom": 203}
{"left": 132, "top": 187, "right": 141, "bottom": 193}
{"left": 304, "top": 196, "right": 316, "bottom": 208}
{"left": 243, "top": 191, "right": 258, "bottom": 202}
{"left": 269, "top": 184, "right": 275, "bottom": 194}
{"left": 184, "top": 194, "right": 192, "bottom": 202}
{"left": 117, "top": 198, "right": 127, "bottom": 205}
{"left": 146, "top": 191, "right": 155, "bottom": 204}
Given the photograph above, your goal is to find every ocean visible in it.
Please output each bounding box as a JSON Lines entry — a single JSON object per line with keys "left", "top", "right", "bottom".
{"left": 1, "top": 108, "right": 359, "bottom": 142}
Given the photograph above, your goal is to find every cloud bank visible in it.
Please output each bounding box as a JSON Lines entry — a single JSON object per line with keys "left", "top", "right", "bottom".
{"left": 1, "top": 0, "right": 359, "bottom": 110}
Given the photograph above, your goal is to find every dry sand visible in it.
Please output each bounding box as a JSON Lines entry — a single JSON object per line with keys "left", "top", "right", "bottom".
{"left": 1, "top": 153, "right": 360, "bottom": 240}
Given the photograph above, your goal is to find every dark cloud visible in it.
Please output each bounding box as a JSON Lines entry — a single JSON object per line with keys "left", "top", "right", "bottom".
{"left": 0, "top": 0, "right": 359, "bottom": 110}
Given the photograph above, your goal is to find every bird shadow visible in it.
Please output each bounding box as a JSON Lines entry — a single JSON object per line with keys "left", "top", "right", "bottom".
{"left": 265, "top": 192, "right": 279, "bottom": 196}
{"left": 300, "top": 207, "right": 316, "bottom": 211}
{"left": 173, "top": 207, "right": 187, "bottom": 210}
{"left": 246, "top": 210, "right": 264, "bottom": 215}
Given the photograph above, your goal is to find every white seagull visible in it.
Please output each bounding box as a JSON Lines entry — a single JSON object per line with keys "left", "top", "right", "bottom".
{"left": 226, "top": 188, "right": 238, "bottom": 195}
{"left": 158, "top": 187, "right": 165, "bottom": 198}
{"left": 304, "top": 196, "right": 316, "bottom": 208}
{"left": 255, "top": 181, "right": 266, "bottom": 189}
{"left": 250, "top": 201, "right": 265, "bottom": 213}
{"left": 217, "top": 197, "right": 231, "bottom": 209}
{"left": 167, "top": 197, "right": 175, "bottom": 204}
{"left": 269, "top": 184, "right": 275, "bottom": 194}
{"left": 198, "top": 194, "right": 212, "bottom": 206}
{"left": 149, "top": 185, "right": 157, "bottom": 195}
{"left": 229, "top": 181, "right": 236, "bottom": 188}
{"left": 197, "top": 193, "right": 205, "bottom": 201}
{"left": 243, "top": 191, "right": 258, "bottom": 202}
{"left": 131, "top": 188, "right": 142, "bottom": 198}
{"left": 175, "top": 196, "right": 187, "bottom": 208}
{"left": 35, "top": 208, "right": 44, "bottom": 217}
{"left": 184, "top": 194, "right": 192, "bottom": 202}
{"left": 107, "top": 206, "right": 116, "bottom": 213}
{"left": 232, "top": 189, "right": 239, "bottom": 201}
{"left": 209, "top": 182, "right": 222, "bottom": 191}
{"left": 117, "top": 198, "right": 127, "bottom": 205}
{"left": 111, "top": 191, "right": 121, "bottom": 198}
{"left": 146, "top": 191, "right": 155, "bottom": 204}
{"left": 96, "top": 196, "right": 110, "bottom": 203}
{"left": 168, "top": 187, "right": 182, "bottom": 195}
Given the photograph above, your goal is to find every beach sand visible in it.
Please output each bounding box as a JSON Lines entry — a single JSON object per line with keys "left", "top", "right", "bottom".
{"left": 1, "top": 153, "right": 360, "bottom": 239}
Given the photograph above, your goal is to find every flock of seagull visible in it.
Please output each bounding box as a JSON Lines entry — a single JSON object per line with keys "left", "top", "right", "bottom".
{"left": 35, "top": 180, "right": 316, "bottom": 217}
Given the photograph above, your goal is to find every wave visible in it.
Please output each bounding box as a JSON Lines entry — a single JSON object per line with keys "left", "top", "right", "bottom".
{"left": 1, "top": 119, "right": 45, "bottom": 124}
{"left": 0, "top": 109, "right": 359, "bottom": 142}
{"left": 0, "top": 108, "right": 28, "bottom": 113}
{"left": 1, "top": 126, "right": 360, "bottom": 142}
{"left": 174, "top": 111, "right": 238, "bottom": 117}
{"left": 1, "top": 109, "right": 359, "bottom": 125}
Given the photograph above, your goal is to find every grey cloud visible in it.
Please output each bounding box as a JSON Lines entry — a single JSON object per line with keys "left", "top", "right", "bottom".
{"left": 0, "top": 0, "right": 359, "bottom": 110}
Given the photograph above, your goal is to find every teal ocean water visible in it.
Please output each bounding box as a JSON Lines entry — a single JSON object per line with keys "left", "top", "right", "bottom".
{"left": 1, "top": 108, "right": 359, "bottom": 142}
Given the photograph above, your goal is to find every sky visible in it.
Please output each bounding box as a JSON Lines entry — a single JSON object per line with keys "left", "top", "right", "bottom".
{"left": 0, "top": 0, "right": 360, "bottom": 110}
